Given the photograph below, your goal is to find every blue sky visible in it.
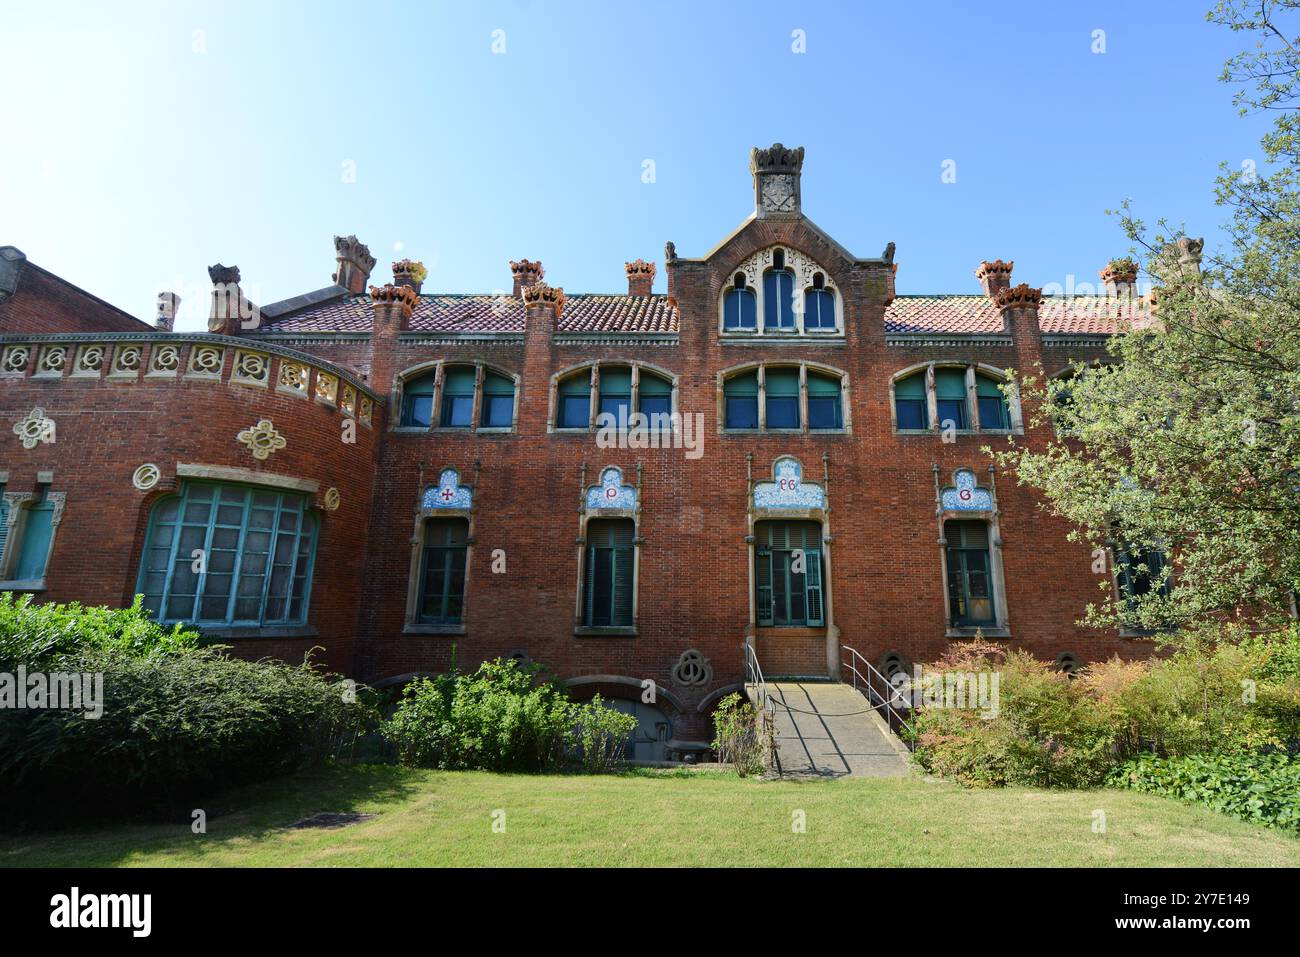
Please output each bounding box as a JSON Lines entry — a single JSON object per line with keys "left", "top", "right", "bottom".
{"left": 0, "top": 0, "right": 1267, "bottom": 331}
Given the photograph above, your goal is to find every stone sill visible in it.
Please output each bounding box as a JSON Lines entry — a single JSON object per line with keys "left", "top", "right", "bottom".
{"left": 0, "top": 579, "right": 45, "bottom": 592}
{"left": 946, "top": 626, "right": 1011, "bottom": 639}
{"left": 755, "top": 626, "right": 826, "bottom": 639}
{"left": 574, "top": 626, "right": 638, "bottom": 638}
{"left": 403, "top": 624, "right": 466, "bottom": 636}
{"left": 200, "top": 625, "right": 319, "bottom": 640}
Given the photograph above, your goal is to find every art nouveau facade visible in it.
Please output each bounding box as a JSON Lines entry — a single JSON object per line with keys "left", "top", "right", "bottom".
{"left": 0, "top": 145, "right": 1175, "bottom": 753}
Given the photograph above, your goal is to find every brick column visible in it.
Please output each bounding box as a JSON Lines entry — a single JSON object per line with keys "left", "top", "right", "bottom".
{"left": 520, "top": 281, "right": 564, "bottom": 430}
{"left": 368, "top": 283, "right": 417, "bottom": 402}
{"left": 625, "top": 259, "right": 655, "bottom": 297}
{"left": 996, "top": 282, "right": 1045, "bottom": 436}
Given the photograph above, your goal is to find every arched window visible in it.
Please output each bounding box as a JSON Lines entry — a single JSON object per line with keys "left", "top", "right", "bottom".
{"left": 724, "top": 370, "right": 759, "bottom": 429}
{"left": 598, "top": 367, "right": 632, "bottom": 424}
{"left": 418, "top": 517, "right": 468, "bottom": 624}
{"left": 584, "top": 518, "right": 635, "bottom": 627}
{"left": 480, "top": 371, "right": 516, "bottom": 429}
{"left": 975, "top": 373, "right": 1010, "bottom": 430}
{"left": 763, "top": 250, "right": 796, "bottom": 331}
{"left": 439, "top": 366, "right": 476, "bottom": 428}
{"left": 638, "top": 371, "right": 672, "bottom": 425}
{"left": 894, "top": 372, "right": 928, "bottom": 430}
{"left": 807, "top": 371, "right": 842, "bottom": 430}
{"left": 137, "top": 483, "right": 317, "bottom": 627}
{"left": 400, "top": 372, "right": 436, "bottom": 428}
{"left": 804, "top": 273, "right": 836, "bottom": 330}
{"left": 945, "top": 520, "right": 994, "bottom": 627}
{"left": 756, "top": 520, "right": 824, "bottom": 627}
{"left": 558, "top": 371, "right": 592, "bottom": 429}
{"left": 934, "top": 368, "right": 969, "bottom": 431}
{"left": 723, "top": 274, "right": 756, "bottom": 330}
{"left": 764, "top": 367, "right": 800, "bottom": 429}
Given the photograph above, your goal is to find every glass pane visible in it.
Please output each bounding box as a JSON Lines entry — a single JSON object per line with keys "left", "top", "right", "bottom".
{"left": 896, "top": 399, "right": 928, "bottom": 430}
{"left": 725, "top": 289, "right": 756, "bottom": 329}
{"left": 978, "top": 396, "right": 1008, "bottom": 430}
{"left": 808, "top": 396, "right": 841, "bottom": 430}
{"left": 598, "top": 395, "right": 631, "bottom": 423}
{"left": 766, "top": 395, "right": 800, "bottom": 429}
{"left": 937, "top": 398, "right": 968, "bottom": 431}
{"left": 764, "top": 271, "right": 795, "bottom": 329}
{"left": 482, "top": 394, "right": 513, "bottom": 427}
{"left": 725, "top": 396, "right": 758, "bottom": 429}
{"left": 401, "top": 395, "right": 433, "bottom": 428}
{"left": 805, "top": 289, "right": 835, "bottom": 329}
{"left": 441, "top": 394, "right": 473, "bottom": 427}
{"left": 559, "top": 395, "right": 590, "bottom": 428}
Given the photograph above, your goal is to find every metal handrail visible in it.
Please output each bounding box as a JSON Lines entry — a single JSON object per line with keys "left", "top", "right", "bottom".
{"left": 841, "top": 645, "right": 915, "bottom": 740}
{"left": 743, "top": 640, "right": 775, "bottom": 721}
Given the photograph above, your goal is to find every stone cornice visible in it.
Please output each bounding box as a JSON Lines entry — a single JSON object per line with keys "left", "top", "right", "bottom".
{"left": 886, "top": 334, "right": 1014, "bottom": 348}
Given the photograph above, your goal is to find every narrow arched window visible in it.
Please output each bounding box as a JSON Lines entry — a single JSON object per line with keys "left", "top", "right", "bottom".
{"left": 934, "top": 368, "right": 969, "bottom": 431}
{"left": 804, "top": 273, "right": 835, "bottom": 330}
{"left": 724, "top": 274, "right": 756, "bottom": 330}
{"left": 807, "top": 371, "right": 843, "bottom": 430}
{"left": 400, "top": 372, "right": 436, "bottom": 428}
{"left": 558, "top": 371, "right": 592, "bottom": 429}
{"left": 439, "top": 366, "right": 476, "bottom": 428}
{"left": 724, "top": 370, "right": 759, "bottom": 429}
{"left": 480, "top": 371, "right": 515, "bottom": 428}
{"left": 894, "top": 372, "right": 928, "bottom": 430}
{"left": 598, "top": 367, "right": 632, "bottom": 426}
{"left": 975, "top": 373, "right": 1010, "bottom": 430}
{"left": 764, "top": 367, "right": 800, "bottom": 429}
{"left": 418, "top": 517, "right": 468, "bottom": 624}
{"left": 763, "top": 251, "right": 796, "bottom": 330}
{"left": 639, "top": 371, "right": 672, "bottom": 431}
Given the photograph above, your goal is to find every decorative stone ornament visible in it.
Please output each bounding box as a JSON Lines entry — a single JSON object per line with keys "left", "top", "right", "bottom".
{"left": 585, "top": 466, "right": 636, "bottom": 511}
{"left": 940, "top": 469, "right": 993, "bottom": 512}
{"left": 421, "top": 469, "right": 472, "bottom": 509}
{"left": 993, "top": 283, "right": 1043, "bottom": 310}
{"left": 522, "top": 281, "right": 565, "bottom": 319}
{"left": 13, "top": 407, "right": 55, "bottom": 449}
{"left": 236, "top": 419, "right": 287, "bottom": 460}
{"left": 132, "top": 463, "right": 161, "bottom": 491}
{"left": 753, "top": 456, "right": 826, "bottom": 511}
{"left": 750, "top": 142, "right": 804, "bottom": 217}
{"left": 323, "top": 487, "right": 341, "bottom": 511}
{"left": 671, "top": 649, "right": 713, "bottom": 689}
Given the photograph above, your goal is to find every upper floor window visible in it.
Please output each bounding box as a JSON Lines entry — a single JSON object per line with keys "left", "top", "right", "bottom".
{"left": 722, "top": 363, "right": 848, "bottom": 433}
{"left": 554, "top": 363, "right": 677, "bottom": 432}
{"left": 398, "top": 362, "right": 518, "bottom": 433}
{"left": 723, "top": 274, "right": 757, "bottom": 330}
{"left": 137, "top": 482, "right": 317, "bottom": 627}
{"left": 892, "top": 364, "right": 1017, "bottom": 435}
{"left": 719, "top": 246, "right": 840, "bottom": 337}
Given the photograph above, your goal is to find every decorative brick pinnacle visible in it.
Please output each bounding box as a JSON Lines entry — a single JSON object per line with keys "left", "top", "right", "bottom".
{"left": 625, "top": 259, "right": 656, "bottom": 279}
{"left": 749, "top": 143, "right": 805, "bottom": 174}
{"left": 510, "top": 259, "right": 544, "bottom": 280}
{"left": 522, "top": 281, "right": 565, "bottom": 317}
{"left": 994, "top": 282, "right": 1043, "bottom": 309}
{"left": 1099, "top": 261, "right": 1138, "bottom": 283}
{"left": 369, "top": 283, "right": 418, "bottom": 314}
{"left": 208, "top": 263, "right": 241, "bottom": 285}
{"left": 974, "top": 260, "right": 1014, "bottom": 279}
{"left": 392, "top": 259, "right": 427, "bottom": 283}
{"left": 334, "top": 235, "right": 376, "bottom": 272}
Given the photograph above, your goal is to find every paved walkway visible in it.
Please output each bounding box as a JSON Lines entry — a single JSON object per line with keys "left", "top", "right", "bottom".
{"left": 768, "top": 681, "right": 911, "bottom": 778}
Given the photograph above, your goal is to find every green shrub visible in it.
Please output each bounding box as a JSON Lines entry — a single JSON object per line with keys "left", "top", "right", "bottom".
{"left": 572, "top": 694, "right": 638, "bottom": 773}
{"left": 0, "top": 593, "right": 199, "bottom": 668}
{"left": 1110, "top": 752, "right": 1300, "bottom": 832}
{"left": 711, "top": 693, "right": 769, "bottom": 777}
{"left": 0, "top": 646, "right": 373, "bottom": 826}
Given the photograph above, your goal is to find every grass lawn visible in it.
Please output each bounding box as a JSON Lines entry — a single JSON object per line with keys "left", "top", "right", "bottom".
{"left": 3, "top": 764, "right": 1298, "bottom": 867}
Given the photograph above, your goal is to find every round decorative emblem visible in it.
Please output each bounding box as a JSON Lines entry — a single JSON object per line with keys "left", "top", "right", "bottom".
{"left": 671, "top": 649, "right": 713, "bottom": 688}
{"left": 12, "top": 407, "right": 55, "bottom": 449}
{"left": 323, "top": 487, "right": 341, "bottom": 511}
{"left": 132, "top": 463, "right": 161, "bottom": 491}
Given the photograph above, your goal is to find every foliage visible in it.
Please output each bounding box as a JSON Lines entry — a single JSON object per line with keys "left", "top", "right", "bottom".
{"left": 382, "top": 658, "right": 637, "bottom": 773}
{"left": 1111, "top": 751, "right": 1300, "bottom": 832}
{"left": 0, "top": 592, "right": 199, "bottom": 668}
{"left": 711, "top": 692, "right": 769, "bottom": 777}
{"left": 992, "top": 2, "right": 1300, "bottom": 642}
{"left": 0, "top": 646, "right": 372, "bottom": 825}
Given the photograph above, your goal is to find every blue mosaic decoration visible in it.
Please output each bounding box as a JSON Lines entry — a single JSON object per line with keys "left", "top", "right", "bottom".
{"left": 753, "top": 456, "right": 826, "bottom": 511}
{"left": 422, "top": 468, "right": 473, "bottom": 509}
{"left": 941, "top": 468, "right": 993, "bottom": 512}
{"left": 586, "top": 466, "right": 637, "bottom": 511}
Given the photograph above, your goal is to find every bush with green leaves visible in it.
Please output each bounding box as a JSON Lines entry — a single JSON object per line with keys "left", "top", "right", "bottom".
{"left": 1110, "top": 752, "right": 1300, "bottom": 833}
{"left": 0, "top": 646, "right": 373, "bottom": 825}
{"left": 383, "top": 658, "right": 636, "bottom": 773}
{"left": 0, "top": 592, "right": 199, "bottom": 668}
{"left": 711, "top": 693, "right": 769, "bottom": 777}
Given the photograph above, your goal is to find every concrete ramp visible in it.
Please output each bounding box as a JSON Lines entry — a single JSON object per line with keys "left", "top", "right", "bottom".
{"left": 769, "top": 681, "right": 910, "bottom": 778}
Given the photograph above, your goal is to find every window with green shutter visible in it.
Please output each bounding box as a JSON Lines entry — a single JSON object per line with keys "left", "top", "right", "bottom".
{"left": 894, "top": 372, "right": 929, "bottom": 430}
{"left": 558, "top": 371, "right": 592, "bottom": 429}
{"left": 765, "top": 367, "right": 800, "bottom": 430}
{"left": 976, "top": 373, "right": 1010, "bottom": 430}
{"left": 137, "top": 482, "right": 317, "bottom": 627}
{"left": 480, "top": 371, "right": 515, "bottom": 428}
{"left": 945, "top": 520, "right": 995, "bottom": 627}
{"left": 14, "top": 492, "right": 55, "bottom": 582}
{"left": 724, "top": 370, "right": 759, "bottom": 429}
{"left": 598, "top": 367, "right": 632, "bottom": 424}
{"left": 418, "top": 517, "right": 468, "bottom": 624}
{"left": 807, "top": 371, "right": 842, "bottom": 430}
{"left": 638, "top": 371, "right": 672, "bottom": 428}
{"left": 0, "top": 490, "right": 8, "bottom": 574}
{"left": 755, "top": 521, "right": 824, "bottom": 627}
{"left": 1115, "top": 538, "right": 1171, "bottom": 617}
{"left": 400, "top": 372, "right": 436, "bottom": 428}
{"left": 439, "top": 366, "right": 477, "bottom": 428}
{"left": 935, "top": 368, "right": 969, "bottom": 431}
{"left": 584, "top": 518, "right": 634, "bottom": 627}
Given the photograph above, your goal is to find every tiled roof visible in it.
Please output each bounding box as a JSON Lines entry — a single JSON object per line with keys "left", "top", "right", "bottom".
{"left": 884, "top": 295, "right": 1148, "bottom": 335}
{"left": 253, "top": 293, "right": 679, "bottom": 335}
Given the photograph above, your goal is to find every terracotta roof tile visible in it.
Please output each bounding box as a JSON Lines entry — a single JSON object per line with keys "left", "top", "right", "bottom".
{"left": 254, "top": 293, "right": 678, "bottom": 335}
{"left": 884, "top": 295, "right": 1148, "bottom": 335}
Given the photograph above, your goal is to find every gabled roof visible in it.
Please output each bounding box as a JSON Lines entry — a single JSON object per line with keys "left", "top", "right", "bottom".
{"left": 250, "top": 293, "right": 680, "bottom": 335}
{"left": 884, "top": 295, "right": 1147, "bottom": 335}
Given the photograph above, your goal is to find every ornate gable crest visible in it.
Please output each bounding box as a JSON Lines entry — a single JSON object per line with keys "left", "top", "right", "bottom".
{"left": 422, "top": 468, "right": 472, "bottom": 509}
{"left": 940, "top": 468, "right": 993, "bottom": 512}
{"left": 586, "top": 466, "right": 637, "bottom": 511}
{"left": 753, "top": 456, "right": 826, "bottom": 511}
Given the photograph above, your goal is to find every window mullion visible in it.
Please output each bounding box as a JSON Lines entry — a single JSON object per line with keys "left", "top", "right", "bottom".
{"left": 225, "top": 487, "right": 252, "bottom": 625}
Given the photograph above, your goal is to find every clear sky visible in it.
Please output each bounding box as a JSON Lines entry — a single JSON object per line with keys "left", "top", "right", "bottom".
{"left": 0, "top": 0, "right": 1268, "bottom": 331}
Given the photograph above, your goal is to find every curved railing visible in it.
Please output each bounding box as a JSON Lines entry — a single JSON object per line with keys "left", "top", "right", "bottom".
{"left": 841, "top": 644, "right": 915, "bottom": 743}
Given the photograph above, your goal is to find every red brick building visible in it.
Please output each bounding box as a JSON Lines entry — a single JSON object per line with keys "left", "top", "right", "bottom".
{"left": 0, "top": 145, "right": 1166, "bottom": 752}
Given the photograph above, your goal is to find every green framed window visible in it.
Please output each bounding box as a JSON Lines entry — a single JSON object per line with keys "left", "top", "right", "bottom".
{"left": 638, "top": 372, "right": 672, "bottom": 424}
{"left": 1116, "top": 541, "right": 1171, "bottom": 614}
{"left": 807, "top": 371, "right": 842, "bottom": 430}
{"left": 439, "top": 366, "right": 476, "bottom": 428}
{"left": 894, "top": 372, "right": 928, "bottom": 430}
{"left": 0, "top": 489, "right": 9, "bottom": 574}
{"left": 584, "top": 518, "right": 634, "bottom": 627}
{"left": 14, "top": 493, "right": 55, "bottom": 582}
{"left": 598, "top": 367, "right": 632, "bottom": 424}
{"left": 935, "top": 368, "right": 969, "bottom": 431}
{"left": 418, "top": 517, "right": 468, "bottom": 624}
{"left": 724, "top": 274, "right": 757, "bottom": 329}
{"left": 976, "top": 373, "right": 1010, "bottom": 430}
{"left": 400, "top": 372, "right": 436, "bottom": 428}
{"left": 756, "top": 521, "right": 824, "bottom": 627}
{"left": 724, "top": 370, "right": 759, "bottom": 429}
{"left": 764, "top": 368, "right": 801, "bottom": 430}
{"left": 137, "top": 482, "right": 317, "bottom": 627}
{"left": 945, "top": 520, "right": 995, "bottom": 627}
{"left": 480, "top": 371, "right": 515, "bottom": 428}
{"left": 804, "top": 273, "right": 836, "bottom": 330}
{"left": 558, "top": 371, "right": 592, "bottom": 429}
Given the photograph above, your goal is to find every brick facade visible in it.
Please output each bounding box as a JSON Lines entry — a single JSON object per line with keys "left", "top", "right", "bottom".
{"left": 0, "top": 145, "right": 1158, "bottom": 743}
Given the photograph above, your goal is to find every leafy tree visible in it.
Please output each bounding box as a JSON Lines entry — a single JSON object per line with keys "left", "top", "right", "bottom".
{"left": 996, "top": 1, "right": 1300, "bottom": 641}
